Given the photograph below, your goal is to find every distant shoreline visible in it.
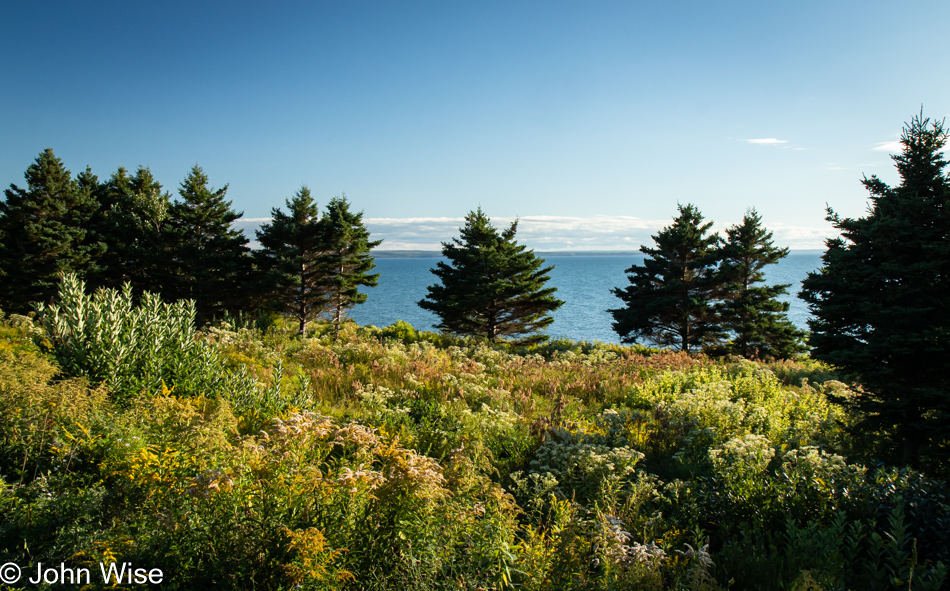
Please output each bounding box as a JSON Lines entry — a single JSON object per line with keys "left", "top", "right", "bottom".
{"left": 372, "top": 249, "right": 825, "bottom": 258}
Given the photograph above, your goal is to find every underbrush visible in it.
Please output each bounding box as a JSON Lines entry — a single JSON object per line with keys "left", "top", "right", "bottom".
{"left": 0, "top": 278, "right": 947, "bottom": 590}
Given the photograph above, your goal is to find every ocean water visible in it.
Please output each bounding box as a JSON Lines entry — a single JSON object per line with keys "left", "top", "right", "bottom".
{"left": 349, "top": 252, "right": 823, "bottom": 344}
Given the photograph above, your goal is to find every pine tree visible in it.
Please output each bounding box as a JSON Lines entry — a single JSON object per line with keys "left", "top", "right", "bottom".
{"left": 0, "top": 149, "right": 103, "bottom": 313}
{"left": 419, "top": 208, "right": 563, "bottom": 345}
{"left": 800, "top": 112, "right": 950, "bottom": 468}
{"left": 255, "top": 186, "right": 329, "bottom": 335}
{"left": 716, "top": 209, "right": 805, "bottom": 359}
{"left": 320, "top": 195, "right": 381, "bottom": 332}
{"left": 166, "top": 165, "right": 251, "bottom": 324}
{"left": 610, "top": 203, "right": 724, "bottom": 352}
{"left": 89, "top": 166, "right": 172, "bottom": 294}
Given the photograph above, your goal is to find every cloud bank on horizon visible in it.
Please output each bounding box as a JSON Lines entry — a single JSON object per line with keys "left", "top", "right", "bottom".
{"left": 235, "top": 215, "right": 834, "bottom": 252}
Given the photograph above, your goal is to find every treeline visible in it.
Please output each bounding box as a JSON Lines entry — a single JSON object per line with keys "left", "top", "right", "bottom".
{"left": 2, "top": 149, "right": 806, "bottom": 361}
{"left": 415, "top": 206, "right": 804, "bottom": 359}
{"left": 0, "top": 149, "right": 379, "bottom": 329}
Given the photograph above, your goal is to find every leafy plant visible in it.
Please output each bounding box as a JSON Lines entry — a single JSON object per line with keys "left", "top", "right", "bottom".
{"left": 36, "top": 274, "right": 242, "bottom": 403}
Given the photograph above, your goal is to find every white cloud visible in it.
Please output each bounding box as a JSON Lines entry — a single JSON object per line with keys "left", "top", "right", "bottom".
{"left": 763, "top": 221, "right": 838, "bottom": 250}
{"left": 873, "top": 140, "right": 903, "bottom": 152}
{"left": 744, "top": 138, "right": 788, "bottom": 145}
{"left": 872, "top": 140, "right": 950, "bottom": 154}
{"left": 361, "top": 216, "right": 465, "bottom": 226}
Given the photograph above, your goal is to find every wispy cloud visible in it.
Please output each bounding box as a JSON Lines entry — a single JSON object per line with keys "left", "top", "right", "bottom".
{"left": 873, "top": 140, "right": 903, "bottom": 152}
{"left": 744, "top": 138, "right": 788, "bottom": 145}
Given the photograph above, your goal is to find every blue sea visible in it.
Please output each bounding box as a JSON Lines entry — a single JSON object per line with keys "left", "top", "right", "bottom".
{"left": 349, "top": 252, "right": 824, "bottom": 344}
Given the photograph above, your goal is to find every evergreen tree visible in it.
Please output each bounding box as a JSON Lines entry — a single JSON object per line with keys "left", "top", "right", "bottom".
{"left": 255, "top": 186, "right": 329, "bottom": 335}
{"left": 610, "top": 203, "right": 723, "bottom": 352}
{"left": 800, "top": 113, "right": 950, "bottom": 468}
{"left": 419, "top": 208, "right": 563, "bottom": 345}
{"left": 89, "top": 166, "right": 172, "bottom": 294}
{"left": 716, "top": 209, "right": 805, "bottom": 359}
{"left": 0, "top": 149, "right": 103, "bottom": 312}
{"left": 320, "top": 195, "right": 381, "bottom": 332}
{"left": 166, "top": 165, "right": 251, "bottom": 324}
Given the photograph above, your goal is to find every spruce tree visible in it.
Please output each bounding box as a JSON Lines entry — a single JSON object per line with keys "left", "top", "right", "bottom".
{"left": 610, "top": 203, "right": 724, "bottom": 352}
{"left": 166, "top": 165, "right": 251, "bottom": 324}
{"left": 255, "top": 186, "right": 329, "bottom": 335}
{"left": 89, "top": 166, "right": 172, "bottom": 294}
{"left": 419, "top": 208, "right": 563, "bottom": 345}
{"left": 0, "top": 149, "right": 103, "bottom": 312}
{"left": 320, "top": 195, "right": 381, "bottom": 332}
{"left": 800, "top": 112, "right": 950, "bottom": 468}
{"left": 717, "top": 209, "right": 805, "bottom": 359}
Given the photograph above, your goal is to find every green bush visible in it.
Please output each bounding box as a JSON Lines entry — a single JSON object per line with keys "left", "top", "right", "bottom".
{"left": 380, "top": 319, "right": 419, "bottom": 344}
{"left": 36, "top": 274, "right": 242, "bottom": 403}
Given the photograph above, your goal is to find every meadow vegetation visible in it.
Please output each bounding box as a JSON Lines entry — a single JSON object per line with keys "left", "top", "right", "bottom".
{"left": 1, "top": 277, "right": 947, "bottom": 590}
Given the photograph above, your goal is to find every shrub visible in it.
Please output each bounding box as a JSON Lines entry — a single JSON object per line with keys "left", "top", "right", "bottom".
{"left": 0, "top": 344, "right": 109, "bottom": 482}
{"left": 35, "top": 274, "right": 241, "bottom": 403}
{"left": 380, "top": 319, "right": 418, "bottom": 344}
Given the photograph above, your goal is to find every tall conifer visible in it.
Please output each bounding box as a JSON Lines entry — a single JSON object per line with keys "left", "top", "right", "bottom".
{"left": 320, "top": 195, "right": 381, "bottom": 332}
{"left": 419, "top": 208, "right": 563, "bottom": 345}
{"left": 0, "top": 149, "right": 102, "bottom": 312}
{"left": 800, "top": 112, "right": 950, "bottom": 468}
{"left": 166, "top": 165, "right": 251, "bottom": 323}
{"left": 90, "top": 166, "right": 172, "bottom": 294}
{"left": 717, "top": 209, "right": 805, "bottom": 359}
{"left": 610, "top": 203, "right": 723, "bottom": 352}
{"left": 255, "top": 186, "right": 329, "bottom": 334}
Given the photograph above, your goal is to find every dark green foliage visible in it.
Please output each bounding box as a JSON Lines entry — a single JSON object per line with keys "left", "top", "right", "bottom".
{"left": 0, "top": 149, "right": 103, "bottom": 313}
{"left": 869, "top": 467, "right": 950, "bottom": 566}
{"left": 610, "top": 203, "right": 724, "bottom": 352}
{"left": 715, "top": 504, "right": 948, "bottom": 591}
{"left": 165, "top": 165, "right": 252, "bottom": 324}
{"left": 255, "top": 186, "right": 329, "bottom": 335}
{"left": 716, "top": 209, "right": 805, "bottom": 359}
{"left": 419, "top": 208, "right": 564, "bottom": 345}
{"left": 88, "top": 166, "right": 172, "bottom": 294}
{"left": 320, "top": 195, "right": 382, "bottom": 332}
{"left": 800, "top": 113, "right": 950, "bottom": 469}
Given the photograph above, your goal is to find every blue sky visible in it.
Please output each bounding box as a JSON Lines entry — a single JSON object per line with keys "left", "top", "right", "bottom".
{"left": 3, "top": 0, "right": 949, "bottom": 250}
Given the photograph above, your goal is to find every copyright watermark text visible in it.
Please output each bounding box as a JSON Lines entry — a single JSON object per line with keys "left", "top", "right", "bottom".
{"left": 0, "top": 562, "right": 163, "bottom": 586}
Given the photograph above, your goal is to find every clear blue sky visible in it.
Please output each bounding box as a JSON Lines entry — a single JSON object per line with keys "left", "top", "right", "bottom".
{"left": 3, "top": 1, "right": 948, "bottom": 249}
